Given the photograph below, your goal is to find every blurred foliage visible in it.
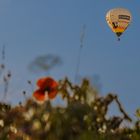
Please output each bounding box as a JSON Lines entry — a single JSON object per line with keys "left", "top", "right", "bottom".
{"left": 0, "top": 78, "right": 140, "bottom": 140}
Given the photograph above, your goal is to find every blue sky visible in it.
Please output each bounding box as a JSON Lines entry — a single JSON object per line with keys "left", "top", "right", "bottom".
{"left": 0, "top": 0, "right": 140, "bottom": 118}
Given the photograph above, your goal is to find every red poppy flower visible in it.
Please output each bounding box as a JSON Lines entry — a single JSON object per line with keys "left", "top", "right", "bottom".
{"left": 33, "top": 77, "right": 58, "bottom": 101}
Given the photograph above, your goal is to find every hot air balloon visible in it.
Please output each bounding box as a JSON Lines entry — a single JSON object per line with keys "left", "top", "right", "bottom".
{"left": 106, "top": 8, "right": 132, "bottom": 41}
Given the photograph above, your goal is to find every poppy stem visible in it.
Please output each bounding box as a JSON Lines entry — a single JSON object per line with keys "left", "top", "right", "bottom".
{"left": 74, "top": 46, "right": 82, "bottom": 83}
{"left": 74, "top": 24, "right": 86, "bottom": 83}
{"left": 27, "top": 80, "right": 34, "bottom": 92}
{"left": 22, "top": 91, "right": 28, "bottom": 100}
{"left": 3, "top": 71, "right": 11, "bottom": 101}
{"left": 2, "top": 44, "right": 5, "bottom": 61}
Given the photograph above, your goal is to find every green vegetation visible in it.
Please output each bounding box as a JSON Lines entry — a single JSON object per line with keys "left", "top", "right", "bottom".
{"left": 0, "top": 78, "right": 140, "bottom": 140}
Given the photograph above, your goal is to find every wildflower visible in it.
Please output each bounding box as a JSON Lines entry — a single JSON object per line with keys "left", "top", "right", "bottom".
{"left": 32, "top": 119, "right": 41, "bottom": 130}
{"left": 0, "top": 120, "right": 4, "bottom": 127}
{"left": 33, "top": 77, "right": 58, "bottom": 101}
{"left": 10, "top": 125, "right": 17, "bottom": 134}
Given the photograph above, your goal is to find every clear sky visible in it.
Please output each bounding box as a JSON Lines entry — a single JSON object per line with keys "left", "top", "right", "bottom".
{"left": 0, "top": 0, "right": 140, "bottom": 118}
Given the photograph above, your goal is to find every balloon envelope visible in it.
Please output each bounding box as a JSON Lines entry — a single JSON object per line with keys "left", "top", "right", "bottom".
{"left": 106, "top": 8, "right": 132, "bottom": 38}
